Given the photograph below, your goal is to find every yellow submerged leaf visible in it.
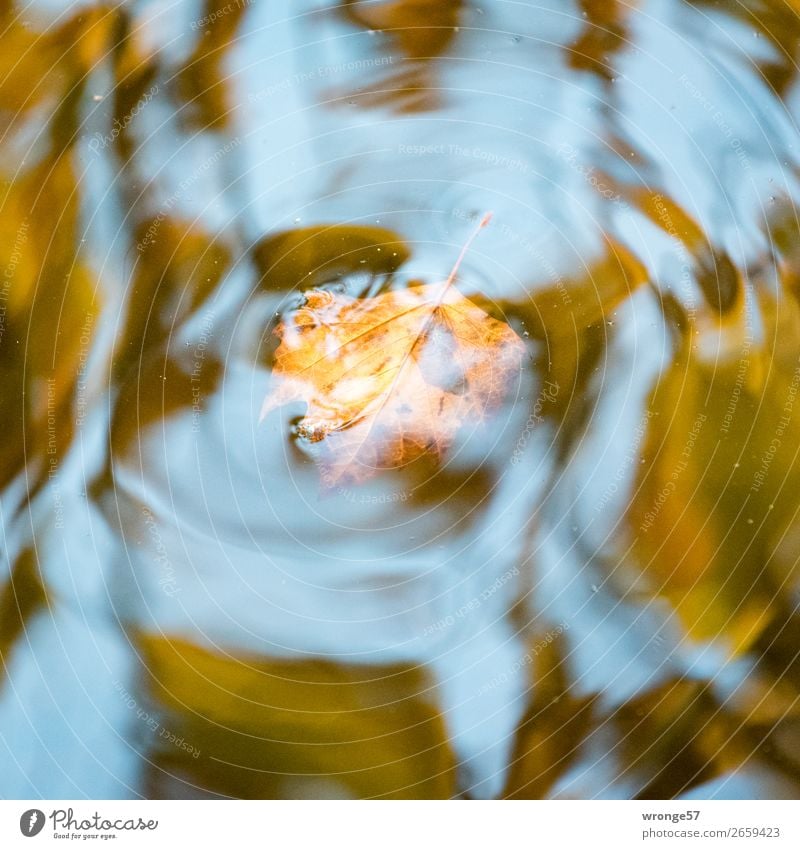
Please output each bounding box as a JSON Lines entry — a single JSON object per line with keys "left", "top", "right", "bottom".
{"left": 138, "top": 634, "right": 457, "bottom": 799}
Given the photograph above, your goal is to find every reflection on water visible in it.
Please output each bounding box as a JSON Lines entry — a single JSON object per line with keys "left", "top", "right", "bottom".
{"left": 2, "top": 0, "right": 800, "bottom": 799}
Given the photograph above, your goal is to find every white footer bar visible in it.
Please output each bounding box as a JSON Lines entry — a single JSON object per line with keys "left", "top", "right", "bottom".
{"left": 1, "top": 800, "right": 798, "bottom": 848}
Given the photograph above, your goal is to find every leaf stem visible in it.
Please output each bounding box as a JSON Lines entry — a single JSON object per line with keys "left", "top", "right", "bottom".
{"left": 443, "top": 212, "right": 493, "bottom": 293}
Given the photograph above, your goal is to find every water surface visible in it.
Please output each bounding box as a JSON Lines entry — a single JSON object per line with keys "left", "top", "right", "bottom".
{"left": 2, "top": 0, "right": 800, "bottom": 799}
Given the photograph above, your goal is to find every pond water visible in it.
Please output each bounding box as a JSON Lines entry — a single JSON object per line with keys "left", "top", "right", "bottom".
{"left": 2, "top": 0, "right": 800, "bottom": 799}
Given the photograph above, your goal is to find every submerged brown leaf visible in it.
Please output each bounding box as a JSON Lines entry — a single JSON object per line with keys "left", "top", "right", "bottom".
{"left": 335, "top": 0, "right": 464, "bottom": 113}
{"left": 503, "top": 635, "right": 595, "bottom": 799}
{"left": 260, "top": 216, "right": 525, "bottom": 488}
{"left": 139, "top": 633, "right": 457, "bottom": 799}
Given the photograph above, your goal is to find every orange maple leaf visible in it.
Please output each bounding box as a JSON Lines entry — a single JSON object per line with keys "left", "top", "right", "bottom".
{"left": 260, "top": 215, "right": 526, "bottom": 489}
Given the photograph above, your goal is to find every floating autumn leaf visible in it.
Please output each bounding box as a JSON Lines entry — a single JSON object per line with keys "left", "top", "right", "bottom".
{"left": 260, "top": 215, "right": 526, "bottom": 488}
